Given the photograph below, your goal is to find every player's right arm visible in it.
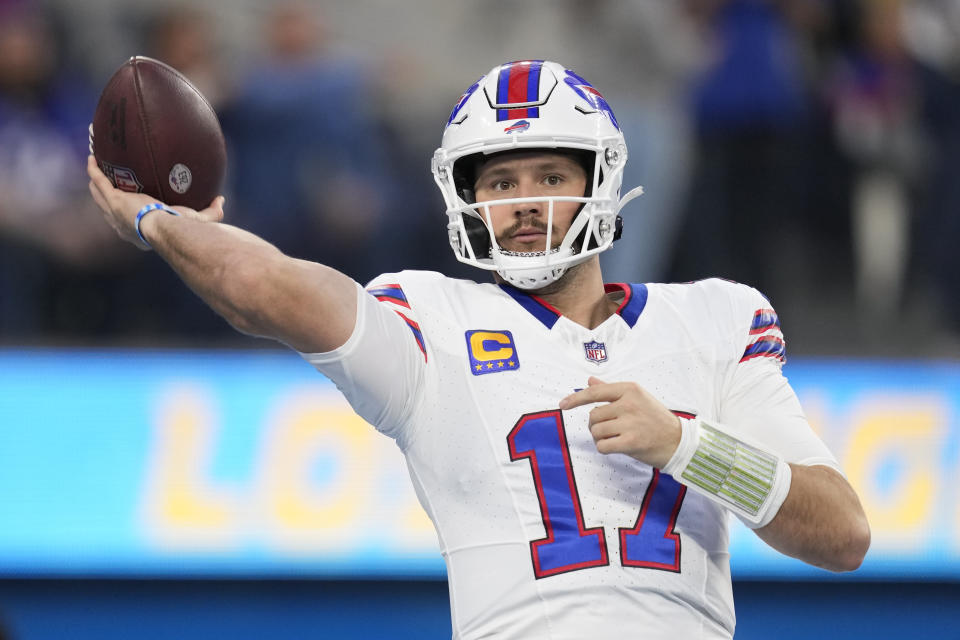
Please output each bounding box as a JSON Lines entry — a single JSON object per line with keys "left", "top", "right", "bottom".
{"left": 87, "top": 155, "right": 357, "bottom": 353}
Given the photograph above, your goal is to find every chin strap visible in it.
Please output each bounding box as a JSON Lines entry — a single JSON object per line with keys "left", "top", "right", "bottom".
{"left": 494, "top": 245, "right": 571, "bottom": 290}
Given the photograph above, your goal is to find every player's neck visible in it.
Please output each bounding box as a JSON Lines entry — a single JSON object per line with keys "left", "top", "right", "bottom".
{"left": 529, "top": 259, "right": 618, "bottom": 330}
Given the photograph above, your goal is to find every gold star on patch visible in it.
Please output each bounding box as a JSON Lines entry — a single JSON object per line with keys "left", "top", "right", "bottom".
{"left": 475, "top": 364, "right": 483, "bottom": 371}
{"left": 486, "top": 363, "right": 493, "bottom": 369}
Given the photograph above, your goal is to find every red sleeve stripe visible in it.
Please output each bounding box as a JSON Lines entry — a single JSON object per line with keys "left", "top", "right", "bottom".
{"left": 749, "top": 308, "right": 781, "bottom": 335}
{"left": 375, "top": 295, "right": 410, "bottom": 308}
{"left": 740, "top": 336, "right": 786, "bottom": 363}
{"left": 367, "top": 284, "right": 411, "bottom": 309}
{"left": 394, "top": 310, "right": 426, "bottom": 362}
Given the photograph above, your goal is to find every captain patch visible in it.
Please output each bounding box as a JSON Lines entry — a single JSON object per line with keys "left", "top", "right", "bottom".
{"left": 466, "top": 330, "right": 519, "bottom": 375}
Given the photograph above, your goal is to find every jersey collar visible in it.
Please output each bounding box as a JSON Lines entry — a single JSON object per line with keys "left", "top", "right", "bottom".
{"left": 498, "top": 282, "right": 648, "bottom": 330}
{"left": 604, "top": 283, "right": 648, "bottom": 328}
{"left": 499, "top": 283, "right": 563, "bottom": 328}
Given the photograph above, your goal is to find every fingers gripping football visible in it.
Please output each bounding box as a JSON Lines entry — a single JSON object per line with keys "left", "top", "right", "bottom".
{"left": 559, "top": 376, "right": 682, "bottom": 469}
{"left": 87, "top": 155, "right": 224, "bottom": 249}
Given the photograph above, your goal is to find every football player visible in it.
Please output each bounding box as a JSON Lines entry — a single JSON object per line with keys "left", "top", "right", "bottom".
{"left": 88, "top": 60, "right": 869, "bottom": 639}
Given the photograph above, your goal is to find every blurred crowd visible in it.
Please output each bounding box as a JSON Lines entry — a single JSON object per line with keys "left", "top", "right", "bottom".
{"left": 1, "top": 0, "right": 959, "bottom": 356}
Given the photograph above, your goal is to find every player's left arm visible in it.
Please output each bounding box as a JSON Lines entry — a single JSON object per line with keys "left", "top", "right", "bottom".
{"left": 560, "top": 376, "right": 871, "bottom": 572}
{"left": 714, "top": 292, "right": 870, "bottom": 571}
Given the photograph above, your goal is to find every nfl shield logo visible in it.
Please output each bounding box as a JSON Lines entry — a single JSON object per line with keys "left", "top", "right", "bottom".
{"left": 100, "top": 161, "right": 143, "bottom": 193}
{"left": 583, "top": 340, "right": 607, "bottom": 365}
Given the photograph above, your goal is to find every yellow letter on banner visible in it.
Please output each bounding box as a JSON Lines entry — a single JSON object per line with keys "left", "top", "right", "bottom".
{"left": 258, "top": 388, "right": 377, "bottom": 551}
{"left": 844, "top": 397, "right": 945, "bottom": 549}
{"left": 141, "top": 385, "right": 240, "bottom": 548}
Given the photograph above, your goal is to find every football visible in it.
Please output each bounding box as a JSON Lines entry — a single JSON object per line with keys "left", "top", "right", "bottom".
{"left": 91, "top": 56, "right": 226, "bottom": 210}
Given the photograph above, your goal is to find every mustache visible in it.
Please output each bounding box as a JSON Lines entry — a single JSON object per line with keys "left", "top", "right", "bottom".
{"left": 495, "top": 219, "right": 550, "bottom": 243}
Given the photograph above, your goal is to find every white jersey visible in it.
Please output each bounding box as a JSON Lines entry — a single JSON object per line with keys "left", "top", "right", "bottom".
{"left": 302, "top": 270, "right": 838, "bottom": 640}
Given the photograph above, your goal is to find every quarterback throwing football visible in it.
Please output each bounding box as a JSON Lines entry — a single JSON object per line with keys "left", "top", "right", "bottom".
{"left": 88, "top": 60, "right": 869, "bottom": 639}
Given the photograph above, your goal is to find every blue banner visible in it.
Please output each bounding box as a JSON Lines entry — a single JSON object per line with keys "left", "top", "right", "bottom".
{"left": 0, "top": 349, "right": 957, "bottom": 579}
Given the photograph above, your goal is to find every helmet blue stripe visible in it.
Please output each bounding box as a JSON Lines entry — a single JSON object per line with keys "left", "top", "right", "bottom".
{"left": 525, "top": 60, "right": 543, "bottom": 102}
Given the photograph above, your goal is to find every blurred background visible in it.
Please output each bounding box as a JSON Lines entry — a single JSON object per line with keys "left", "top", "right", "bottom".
{"left": 0, "top": 0, "right": 959, "bottom": 638}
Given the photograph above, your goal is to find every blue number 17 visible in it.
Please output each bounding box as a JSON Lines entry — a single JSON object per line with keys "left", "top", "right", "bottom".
{"left": 507, "top": 409, "right": 686, "bottom": 579}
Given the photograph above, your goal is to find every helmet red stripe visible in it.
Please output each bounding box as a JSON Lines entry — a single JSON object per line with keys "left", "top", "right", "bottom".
{"left": 508, "top": 64, "right": 531, "bottom": 105}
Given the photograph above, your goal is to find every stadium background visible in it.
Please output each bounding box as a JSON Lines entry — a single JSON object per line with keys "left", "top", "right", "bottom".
{"left": 1, "top": 0, "right": 959, "bottom": 637}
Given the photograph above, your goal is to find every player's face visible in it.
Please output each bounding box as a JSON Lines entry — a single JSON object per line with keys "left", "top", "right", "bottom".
{"left": 472, "top": 151, "right": 587, "bottom": 254}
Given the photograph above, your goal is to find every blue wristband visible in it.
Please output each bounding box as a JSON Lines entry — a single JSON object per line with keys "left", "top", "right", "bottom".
{"left": 135, "top": 203, "right": 180, "bottom": 248}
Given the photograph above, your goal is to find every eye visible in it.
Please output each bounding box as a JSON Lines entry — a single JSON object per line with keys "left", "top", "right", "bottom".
{"left": 491, "top": 180, "right": 514, "bottom": 192}
{"left": 543, "top": 174, "right": 564, "bottom": 187}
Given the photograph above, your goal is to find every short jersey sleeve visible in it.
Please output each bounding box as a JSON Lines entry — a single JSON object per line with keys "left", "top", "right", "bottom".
{"left": 299, "top": 275, "right": 427, "bottom": 444}
{"left": 718, "top": 284, "right": 839, "bottom": 470}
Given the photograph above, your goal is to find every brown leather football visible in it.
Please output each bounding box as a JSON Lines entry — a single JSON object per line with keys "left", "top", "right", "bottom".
{"left": 91, "top": 56, "right": 226, "bottom": 210}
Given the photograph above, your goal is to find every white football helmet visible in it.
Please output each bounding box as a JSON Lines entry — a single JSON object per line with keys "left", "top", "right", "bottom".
{"left": 432, "top": 60, "right": 643, "bottom": 289}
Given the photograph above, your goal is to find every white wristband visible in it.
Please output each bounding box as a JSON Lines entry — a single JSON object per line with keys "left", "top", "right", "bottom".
{"left": 662, "top": 417, "right": 792, "bottom": 529}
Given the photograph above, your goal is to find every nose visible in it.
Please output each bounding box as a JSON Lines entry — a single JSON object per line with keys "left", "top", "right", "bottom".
{"left": 513, "top": 181, "right": 545, "bottom": 217}
{"left": 513, "top": 201, "right": 540, "bottom": 217}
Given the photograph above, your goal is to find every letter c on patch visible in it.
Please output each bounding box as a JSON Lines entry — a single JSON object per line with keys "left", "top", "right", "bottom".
{"left": 470, "top": 331, "right": 514, "bottom": 361}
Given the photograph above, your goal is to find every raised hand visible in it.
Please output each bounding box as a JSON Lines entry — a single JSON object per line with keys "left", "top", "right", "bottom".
{"left": 559, "top": 376, "right": 682, "bottom": 469}
{"left": 87, "top": 155, "right": 224, "bottom": 250}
